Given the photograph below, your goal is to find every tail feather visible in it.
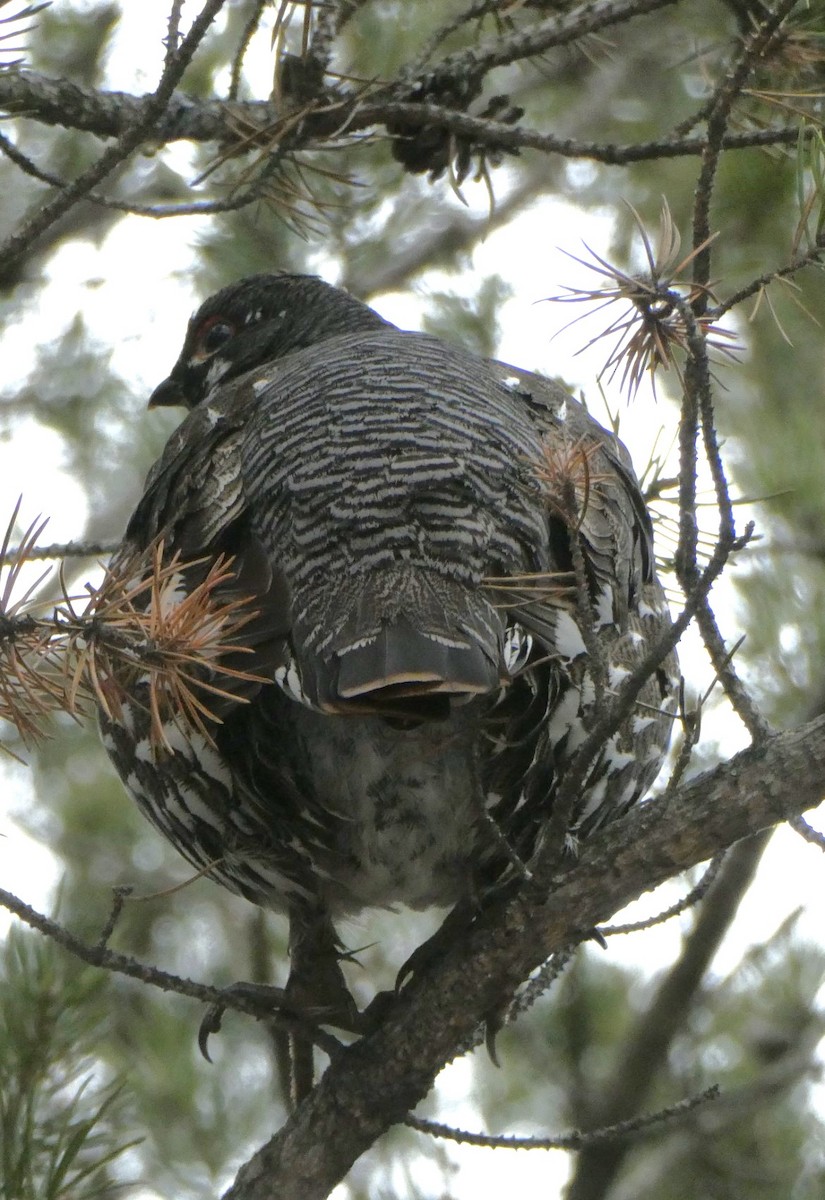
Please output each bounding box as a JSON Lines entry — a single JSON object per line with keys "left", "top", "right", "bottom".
{"left": 336, "top": 615, "right": 500, "bottom": 701}
{"left": 291, "top": 568, "right": 506, "bottom": 715}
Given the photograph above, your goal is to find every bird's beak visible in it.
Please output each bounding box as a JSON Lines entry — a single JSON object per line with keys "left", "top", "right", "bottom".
{"left": 148, "top": 376, "right": 187, "bottom": 408}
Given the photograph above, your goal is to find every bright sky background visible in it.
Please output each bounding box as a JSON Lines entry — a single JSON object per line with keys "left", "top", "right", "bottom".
{"left": 1, "top": 3, "right": 824, "bottom": 1197}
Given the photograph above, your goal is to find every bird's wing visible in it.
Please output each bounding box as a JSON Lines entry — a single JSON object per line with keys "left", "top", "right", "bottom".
{"left": 112, "top": 372, "right": 292, "bottom": 710}
{"left": 475, "top": 360, "right": 678, "bottom": 841}
{"left": 485, "top": 360, "right": 658, "bottom": 644}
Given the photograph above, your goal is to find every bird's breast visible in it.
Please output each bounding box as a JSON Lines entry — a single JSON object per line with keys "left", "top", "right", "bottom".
{"left": 278, "top": 704, "right": 488, "bottom": 913}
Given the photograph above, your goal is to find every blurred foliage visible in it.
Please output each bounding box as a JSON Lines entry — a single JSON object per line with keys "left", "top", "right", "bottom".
{"left": 0, "top": 924, "right": 137, "bottom": 1200}
{"left": 420, "top": 275, "right": 512, "bottom": 359}
{"left": 0, "top": 0, "right": 824, "bottom": 1197}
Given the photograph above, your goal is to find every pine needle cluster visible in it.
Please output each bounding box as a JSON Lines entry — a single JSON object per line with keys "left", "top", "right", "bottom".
{"left": 549, "top": 201, "right": 740, "bottom": 397}
{"left": 0, "top": 501, "right": 263, "bottom": 759}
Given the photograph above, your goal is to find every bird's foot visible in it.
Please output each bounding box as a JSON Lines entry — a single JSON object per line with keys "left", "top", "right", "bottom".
{"left": 394, "top": 900, "right": 476, "bottom": 994}
{"left": 198, "top": 980, "right": 350, "bottom": 1063}
{"left": 392, "top": 900, "right": 517, "bottom": 1066}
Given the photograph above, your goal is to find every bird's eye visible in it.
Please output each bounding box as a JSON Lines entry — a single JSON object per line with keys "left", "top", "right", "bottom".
{"left": 197, "top": 318, "right": 236, "bottom": 355}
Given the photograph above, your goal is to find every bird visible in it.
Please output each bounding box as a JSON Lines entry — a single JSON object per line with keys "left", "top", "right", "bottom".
{"left": 98, "top": 272, "right": 678, "bottom": 1089}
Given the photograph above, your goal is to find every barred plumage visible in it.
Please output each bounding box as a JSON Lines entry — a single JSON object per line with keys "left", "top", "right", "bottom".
{"left": 100, "top": 273, "right": 678, "bottom": 1052}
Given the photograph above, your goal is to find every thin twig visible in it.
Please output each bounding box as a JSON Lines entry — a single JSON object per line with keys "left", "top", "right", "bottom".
{"left": 671, "top": 293, "right": 770, "bottom": 739}
{"left": 0, "top": 0, "right": 230, "bottom": 269}
{"left": 229, "top": 0, "right": 269, "bottom": 101}
{"left": 565, "top": 833, "right": 771, "bottom": 1200}
{"left": 691, "top": 0, "right": 801, "bottom": 299}
{"left": 789, "top": 813, "right": 825, "bottom": 850}
{"left": 164, "top": 0, "right": 186, "bottom": 68}
{"left": 404, "top": 0, "right": 679, "bottom": 84}
{"left": 507, "top": 943, "right": 578, "bottom": 1020}
{"left": 0, "top": 883, "right": 344, "bottom": 1057}
{"left": 96, "top": 886, "right": 132, "bottom": 950}
{"left": 0, "top": 538, "right": 118, "bottom": 562}
{"left": 599, "top": 853, "right": 726, "bottom": 935}
{"left": 405, "top": 1085, "right": 720, "bottom": 1151}
{"left": 711, "top": 246, "right": 825, "bottom": 317}
{"left": 0, "top": 131, "right": 285, "bottom": 217}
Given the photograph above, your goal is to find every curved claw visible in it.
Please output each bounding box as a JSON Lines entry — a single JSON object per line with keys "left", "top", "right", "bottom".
{"left": 198, "top": 1002, "right": 225, "bottom": 1062}
{"left": 484, "top": 1003, "right": 506, "bottom": 1068}
{"left": 197, "top": 980, "right": 291, "bottom": 1062}
{"left": 395, "top": 899, "right": 476, "bottom": 995}
{"left": 589, "top": 926, "right": 608, "bottom": 950}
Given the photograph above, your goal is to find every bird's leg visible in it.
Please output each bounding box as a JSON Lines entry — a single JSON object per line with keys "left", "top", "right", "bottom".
{"left": 283, "top": 904, "right": 363, "bottom": 1104}
{"left": 198, "top": 906, "right": 362, "bottom": 1107}
{"left": 285, "top": 905, "right": 362, "bottom": 1027}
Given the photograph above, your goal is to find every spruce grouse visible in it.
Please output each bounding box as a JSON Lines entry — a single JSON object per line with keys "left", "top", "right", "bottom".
{"left": 99, "top": 273, "right": 678, "bottom": 1063}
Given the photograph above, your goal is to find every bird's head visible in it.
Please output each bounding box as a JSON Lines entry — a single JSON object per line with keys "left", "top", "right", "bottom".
{"left": 148, "top": 273, "right": 392, "bottom": 409}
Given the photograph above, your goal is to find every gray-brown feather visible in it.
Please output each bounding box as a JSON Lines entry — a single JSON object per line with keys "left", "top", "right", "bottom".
{"left": 100, "top": 274, "right": 679, "bottom": 921}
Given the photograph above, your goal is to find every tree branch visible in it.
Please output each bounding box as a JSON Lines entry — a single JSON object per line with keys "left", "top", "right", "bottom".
{"left": 0, "top": 0, "right": 230, "bottom": 268}
{"left": 0, "top": 69, "right": 814, "bottom": 169}
{"left": 406, "top": 1086, "right": 720, "bottom": 1151}
{"left": 403, "top": 0, "right": 679, "bottom": 82}
{"left": 0, "top": 886, "right": 344, "bottom": 1058}
{"left": 221, "top": 714, "right": 825, "bottom": 1200}
{"left": 690, "top": 0, "right": 800, "bottom": 299}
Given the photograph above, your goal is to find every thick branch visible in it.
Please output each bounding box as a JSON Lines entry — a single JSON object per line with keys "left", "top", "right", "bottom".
{"left": 223, "top": 714, "right": 825, "bottom": 1200}
{"left": 0, "top": 70, "right": 812, "bottom": 165}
